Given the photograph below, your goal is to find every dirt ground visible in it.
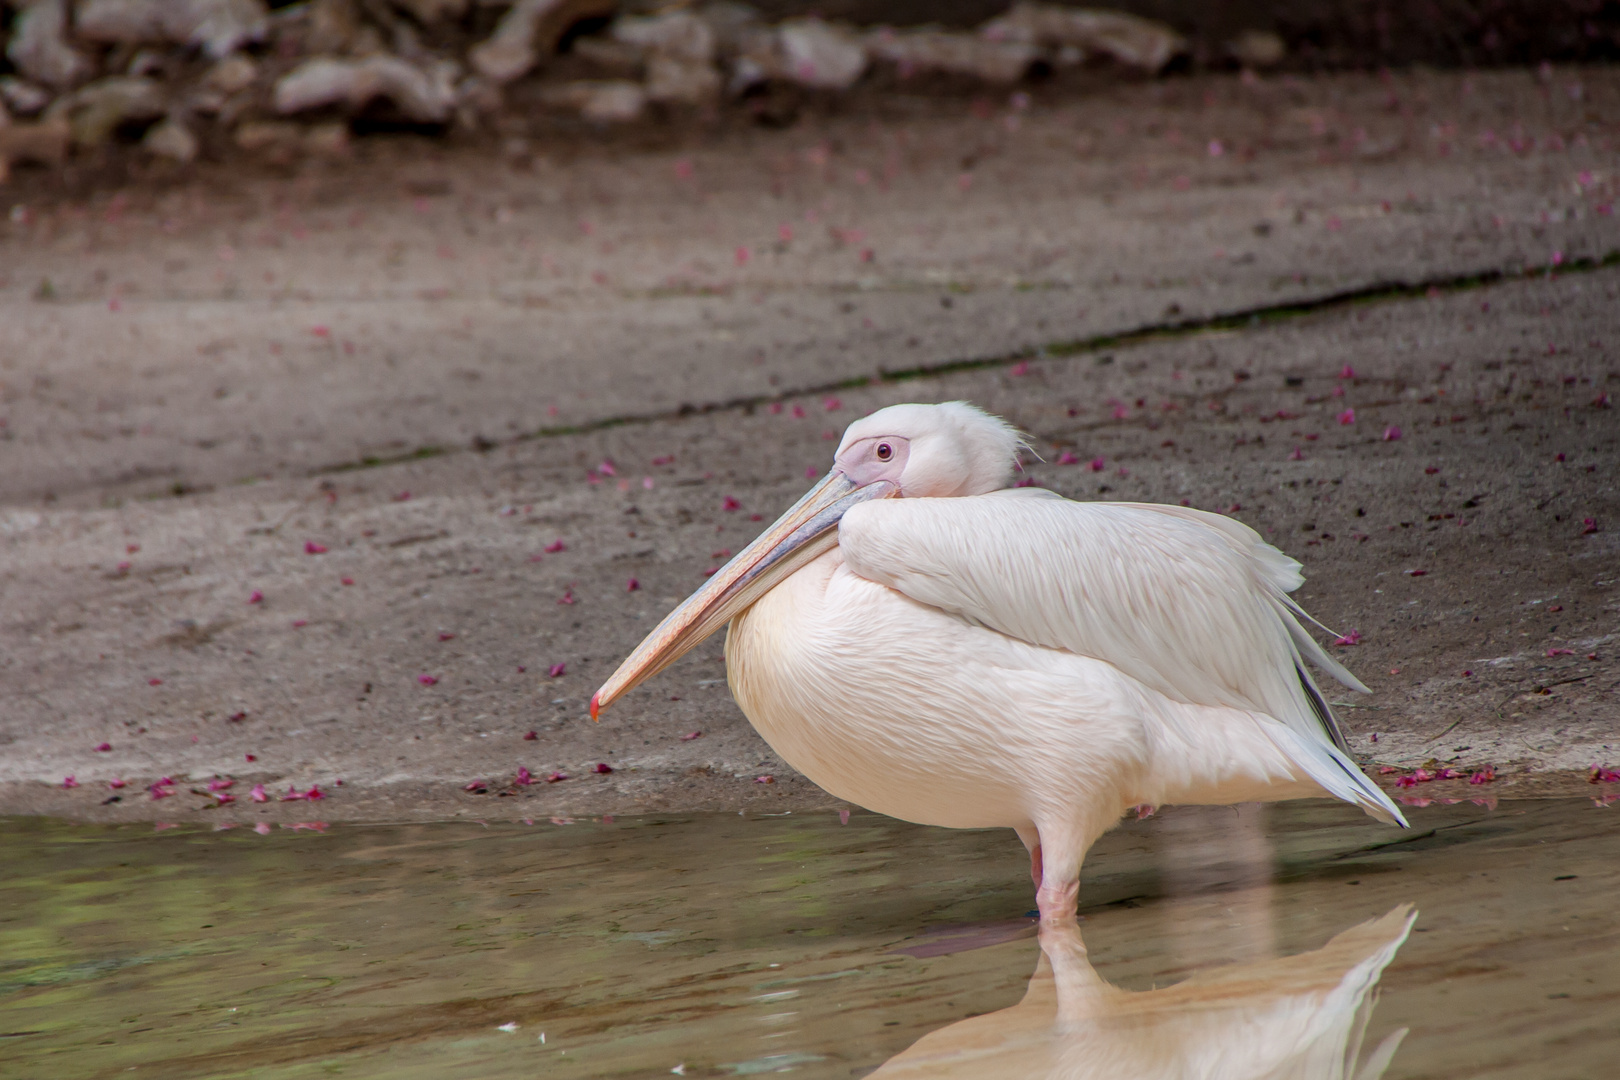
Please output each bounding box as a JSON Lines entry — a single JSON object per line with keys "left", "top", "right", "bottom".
{"left": 1, "top": 65, "right": 1617, "bottom": 825}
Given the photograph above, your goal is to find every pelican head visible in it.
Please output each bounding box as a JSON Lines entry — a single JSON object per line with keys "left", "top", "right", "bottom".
{"left": 591, "top": 402, "right": 1026, "bottom": 717}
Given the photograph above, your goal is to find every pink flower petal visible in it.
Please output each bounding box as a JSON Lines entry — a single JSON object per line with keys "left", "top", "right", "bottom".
{"left": 148, "top": 678, "right": 163, "bottom": 686}
{"left": 417, "top": 674, "right": 439, "bottom": 686}
{"left": 304, "top": 541, "right": 328, "bottom": 554}
{"left": 248, "top": 590, "right": 264, "bottom": 604}
{"left": 515, "top": 767, "right": 533, "bottom": 785}
{"left": 1339, "top": 364, "right": 1356, "bottom": 379}
{"left": 1581, "top": 517, "right": 1598, "bottom": 535}
{"left": 545, "top": 539, "right": 567, "bottom": 553}
{"left": 549, "top": 662, "right": 566, "bottom": 678}
{"left": 254, "top": 822, "right": 272, "bottom": 834}
{"left": 681, "top": 730, "right": 703, "bottom": 740}
{"left": 626, "top": 577, "right": 640, "bottom": 591}
{"left": 1088, "top": 456, "right": 1106, "bottom": 472}
{"left": 1382, "top": 425, "right": 1402, "bottom": 441}
{"left": 558, "top": 589, "right": 575, "bottom": 605}
{"left": 523, "top": 730, "right": 538, "bottom": 740}
{"left": 95, "top": 742, "right": 112, "bottom": 752}
{"left": 722, "top": 496, "right": 742, "bottom": 511}
{"left": 1056, "top": 450, "right": 1080, "bottom": 465}
{"left": 594, "top": 763, "right": 614, "bottom": 774}
{"left": 1336, "top": 408, "right": 1356, "bottom": 425}
{"left": 63, "top": 775, "right": 78, "bottom": 789}
{"left": 207, "top": 778, "right": 233, "bottom": 792}
{"left": 545, "top": 771, "right": 569, "bottom": 783}
{"left": 1547, "top": 648, "right": 1575, "bottom": 656}
{"left": 754, "top": 775, "right": 775, "bottom": 784}
{"left": 1333, "top": 629, "right": 1362, "bottom": 646}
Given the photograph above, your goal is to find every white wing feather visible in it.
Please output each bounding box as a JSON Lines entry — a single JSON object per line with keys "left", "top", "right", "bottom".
{"left": 838, "top": 491, "right": 1366, "bottom": 754}
{"left": 838, "top": 491, "right": 1402, "bottom": 825}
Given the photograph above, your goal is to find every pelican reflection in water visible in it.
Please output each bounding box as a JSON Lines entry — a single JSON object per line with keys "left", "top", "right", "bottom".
{"left": 870, "top": 906, "right": 1415, "bottom": 1080}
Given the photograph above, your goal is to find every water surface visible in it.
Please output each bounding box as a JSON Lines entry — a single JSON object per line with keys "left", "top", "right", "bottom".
{"left": 2, "top": 799, "right": 1616, "bottom": 1078}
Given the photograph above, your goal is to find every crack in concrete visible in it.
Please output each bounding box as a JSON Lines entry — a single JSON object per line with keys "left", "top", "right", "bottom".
{"left": 309, "top": 249, "right": 1620, "bottom": 479}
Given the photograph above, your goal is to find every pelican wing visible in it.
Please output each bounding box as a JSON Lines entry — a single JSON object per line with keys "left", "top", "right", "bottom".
{"left": 838, "top": 489, "right": 1369, "bottom": 753}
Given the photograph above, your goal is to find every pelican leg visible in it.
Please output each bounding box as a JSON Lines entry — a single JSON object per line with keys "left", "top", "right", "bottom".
{"left": 1033, "top": 824, "right": 1084, "bottom": 924}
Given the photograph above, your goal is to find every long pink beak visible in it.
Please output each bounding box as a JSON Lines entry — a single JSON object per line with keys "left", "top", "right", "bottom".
{"left": 590, "top": 471, "right": 897, "bottom": 719}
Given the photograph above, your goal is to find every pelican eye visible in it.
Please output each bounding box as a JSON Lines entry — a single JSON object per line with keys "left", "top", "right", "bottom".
{"left": 876, "top": 443, "right": 893, "bottom": 462}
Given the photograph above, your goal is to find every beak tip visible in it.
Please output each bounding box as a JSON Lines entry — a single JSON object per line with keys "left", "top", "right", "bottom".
{"left": 589, "top": 692, "right": 601, "bottom": 722}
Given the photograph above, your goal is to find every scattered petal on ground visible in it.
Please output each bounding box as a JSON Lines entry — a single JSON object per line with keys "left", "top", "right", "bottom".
{"left": 305, "top": 541, "right": 328, "bottom": 554}
{"left": 681, "top": 731, "right": 702, "bottom": 740}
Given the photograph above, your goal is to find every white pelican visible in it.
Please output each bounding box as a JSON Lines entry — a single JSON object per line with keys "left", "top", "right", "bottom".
{"left": 593, "top": 402, "right": 1406, "bottom": 921}
{"left": 869, "top": 907, "right": 1415, "bottom": 1079}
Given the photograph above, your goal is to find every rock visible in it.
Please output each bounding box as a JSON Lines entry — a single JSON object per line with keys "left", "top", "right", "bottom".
{"left": 644, "top": 55, "right": 721, "bottom": 105}
{"left": 764, "top": 17, "right": 867, "bottom": 91}
{"left": 0, "top": 115, "right": 72, "bottom": 181}
{"left": 305, "top": 0, "right": 370, "bottom": 54}
{"left": 203, "top": 55, "right": 259, "bottom": 96}
{"left": 1228, "top": 29, "right": 1286, "bottom": 69}
{"left": 273, "top": 55, "right": 460, "bottom": 122}
{"left": 610, "top": 11, "right": 720, "bottom": 105}
{"left": 44, "top": 76, "right": 167, "bottom": 147}
{"left": 540, "top": 79, "right": 645, "bottom": 123}
{"left": 611, "top": 11, "right": 715, "bottom": 64}
{"left": 570, "top": 35, "right": 643, "bottom": 77}
{"left": 866, "top": 27, "right": 1038, "bottom": 84}
{"left": 469, "top": 0, "right": 620, "bottom": 85}
{"left": 6, "top": 0, "right": 95, "bottom": 89}
{"left": 234, "top": 119, "right": 304, "bottom": 152}
{"left": 75, "top": 0, "right": 271, "bottom": 61}
{"left": 981, "top": 3, "right": 1186, "bottom": 74}
{"left": 0, "top": 78, "right": 53, "bottom": 117}
{"left": 695, "top": 0, "right": 763, "bottom": 52}
{"left": 143, "top": 117, "right": 199, "bottom": 162}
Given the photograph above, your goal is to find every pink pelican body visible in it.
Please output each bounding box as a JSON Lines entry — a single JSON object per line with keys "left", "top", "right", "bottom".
{"left": 593, "top": 402, "right": 1405, "bottom": 921}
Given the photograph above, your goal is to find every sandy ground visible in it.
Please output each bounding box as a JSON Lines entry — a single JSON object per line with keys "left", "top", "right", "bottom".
{"left": 1, "top": 65, "right": 1617, "bottom": 824}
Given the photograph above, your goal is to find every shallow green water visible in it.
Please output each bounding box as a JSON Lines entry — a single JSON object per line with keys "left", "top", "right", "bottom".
{"left": 2, "top": 799, "right": 1616, "bottom": 1079}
